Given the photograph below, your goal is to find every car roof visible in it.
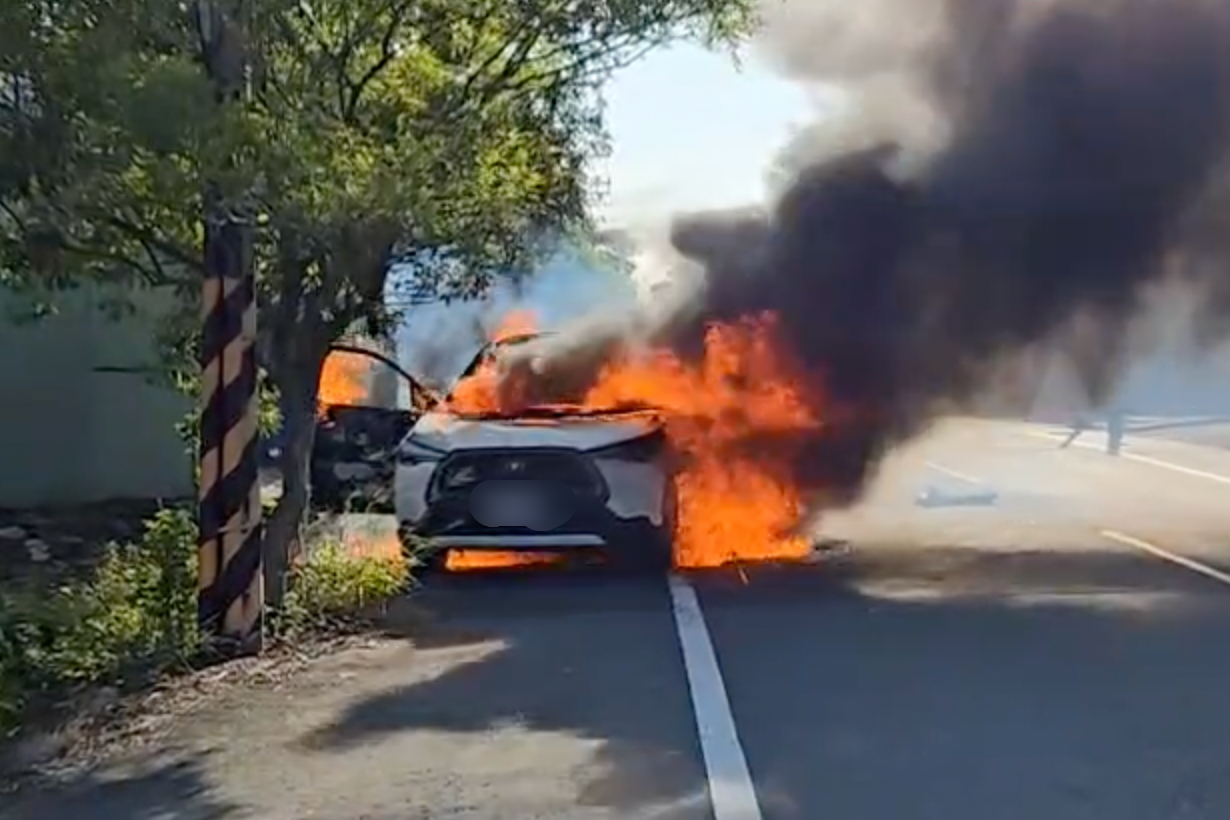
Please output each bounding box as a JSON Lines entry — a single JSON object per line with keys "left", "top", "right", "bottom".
{"left": 488, "top": 331, "right": 556, "bottom": 348}
{"left": 451, "top": 331, "right": 557, "bottom": 386}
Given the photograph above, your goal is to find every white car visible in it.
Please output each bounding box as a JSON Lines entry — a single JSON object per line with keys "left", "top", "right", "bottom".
{"left": 394, "top": 333, "right": 677, "bottom": 570}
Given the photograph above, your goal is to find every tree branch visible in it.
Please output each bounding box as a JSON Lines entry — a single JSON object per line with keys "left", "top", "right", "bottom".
{"left": 0, "top": 200, "right": 29, "bottom": 235}
{"left": 342, "top": 0, "right": 420, "bottom": 123}
{"left": 500, "top": 36, "right": 663, "bottom": 99}
{"left": 104, "top": 216, "right": 204, "bottom": 274}
{"left": 1, "top": 200, "right": 167, "bottom": 284}
{"left": 452, "top": 14, "right": 542, "bottom": 111}
{"left": 448, "top": 20, "right": 669, "bottom": 116}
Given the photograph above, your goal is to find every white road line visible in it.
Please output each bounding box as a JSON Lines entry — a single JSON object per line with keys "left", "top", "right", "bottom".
{"left": 924, "top": 460, "right": 983, "bottom": 485}
{"left": 668, "top": 575, "right": 763, "bottom": 820}
{"left": 1111, "top": 450, "right": 1230, "bottom": 486}
{"left": 1026, "top": 429, "right": 1230, "bottom": 486}
{"left": 1023, "top": 429, "right": 1106, "bottom": 452}
{"left": 1101, "top": 530, "right": 1230, "bottom": 588}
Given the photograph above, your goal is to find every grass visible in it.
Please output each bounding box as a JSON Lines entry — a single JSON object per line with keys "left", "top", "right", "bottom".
{"left": 276, "top": 540, "right": 410, "bottom": 635}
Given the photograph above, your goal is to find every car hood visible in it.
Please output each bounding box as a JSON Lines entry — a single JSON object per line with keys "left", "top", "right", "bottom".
{"left": 407, "top": 409, "right": 663, "bottom": 452}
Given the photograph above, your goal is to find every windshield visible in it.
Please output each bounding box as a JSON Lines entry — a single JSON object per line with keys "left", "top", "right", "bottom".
{"left": 318, "top": 344, "right": 440, "bottom": 414}
{"left": 443, "top": 331, "right": 655, "bottom": 419}
{"left": 453, "top": 333, "right": 551, "bottom": 385}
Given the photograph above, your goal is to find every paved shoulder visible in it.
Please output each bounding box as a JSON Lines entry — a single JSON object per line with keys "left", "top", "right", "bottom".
{"left": 4, "top": 575, "right": 708, "bottom": 820}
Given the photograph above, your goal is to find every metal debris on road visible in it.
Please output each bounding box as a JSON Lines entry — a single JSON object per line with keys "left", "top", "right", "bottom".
{"left": 915, "top": 484, "right": 999, "bottom": 508}
{"left": 812, "top": 537, "right": 852, "bottom": 558}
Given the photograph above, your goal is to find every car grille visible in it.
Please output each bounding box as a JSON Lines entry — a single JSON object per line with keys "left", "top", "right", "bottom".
{"left": 430, "top": 449, "right": 606, "bottom": 500}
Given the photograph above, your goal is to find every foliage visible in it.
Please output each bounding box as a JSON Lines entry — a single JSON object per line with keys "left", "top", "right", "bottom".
{"left": 276, "top": 541, "right": 410, "bottom": 635}
{"left": 0, "top": 508, "right": 410, "bottom": 734}
{"left": 0, "top": 0, "right": 757, "bottom": 331}
{"left": 0, "top": 507, "right": 199, "bottom": 734}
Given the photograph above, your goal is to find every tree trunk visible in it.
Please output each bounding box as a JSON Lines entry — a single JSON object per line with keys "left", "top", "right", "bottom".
{"left": 263, "top": 369, "right": 320, "bottom": 610}
{"left": 261, "top": 229, "right": 390, "bottom": 610}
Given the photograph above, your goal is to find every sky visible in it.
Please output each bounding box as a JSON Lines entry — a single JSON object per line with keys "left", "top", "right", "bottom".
{"left": 596, "top": 42, "right": 816, "bottom": 227}
{"left": 396, "top": 40, "right": 820, "bottom": 384}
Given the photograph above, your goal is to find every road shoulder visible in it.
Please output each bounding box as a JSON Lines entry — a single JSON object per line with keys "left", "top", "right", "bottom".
{"left": 3, "top": 577, "right": 707, "bottom": 820}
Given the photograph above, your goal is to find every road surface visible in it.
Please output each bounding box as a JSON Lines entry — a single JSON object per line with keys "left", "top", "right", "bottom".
{"left": 6, "top": 418, "right": 1230, "bottom": 820}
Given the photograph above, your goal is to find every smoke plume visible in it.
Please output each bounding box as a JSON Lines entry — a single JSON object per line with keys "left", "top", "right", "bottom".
{"left": 517, "top": 0, "right": 1230, "bottom": 509}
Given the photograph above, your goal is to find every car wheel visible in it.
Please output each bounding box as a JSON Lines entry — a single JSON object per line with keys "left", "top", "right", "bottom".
{"left": 611, "top": 474, "right": 677, "bottom": 573}
{"left": 642, "top": 521, "right": 677, "bottom": 572}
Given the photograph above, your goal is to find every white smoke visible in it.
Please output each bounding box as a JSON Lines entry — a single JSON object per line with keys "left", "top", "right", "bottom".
{"left": 393, "top": 242, "right": 643, "bottom": 392}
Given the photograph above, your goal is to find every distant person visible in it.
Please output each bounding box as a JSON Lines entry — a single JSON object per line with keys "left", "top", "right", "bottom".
{"left": 1106, "top": 404, "right": 1126, "bottom": 456}
{"left": 1059, "top": 412, "right": 1092, "bottom": 449}
{"left": 1059, "top": 406, "right": 1127, "bottom": 454}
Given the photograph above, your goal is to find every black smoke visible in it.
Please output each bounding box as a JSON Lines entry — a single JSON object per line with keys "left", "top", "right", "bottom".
{"left": 505, "top": 0, "right": 1230, "bottom": 511}
{"left": 662, "top": 0, "right": 1230, "bottom": 504}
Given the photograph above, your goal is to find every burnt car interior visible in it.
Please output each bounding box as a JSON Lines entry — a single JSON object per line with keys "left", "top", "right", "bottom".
{"left": 310, "top": 345, "right": 438, "bottom": 512}
{"left": 446, "top": 332, "right": 656, "bottom": 419}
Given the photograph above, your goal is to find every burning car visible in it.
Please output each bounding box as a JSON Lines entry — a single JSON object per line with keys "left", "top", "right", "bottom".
{"left": 394, "top": 332, "right": 678, "bottom": 570}
{"left": 310, "top": 345, "right": 436, "bottom": 513}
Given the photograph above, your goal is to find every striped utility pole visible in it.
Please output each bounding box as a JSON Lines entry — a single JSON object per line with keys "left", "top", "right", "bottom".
{"left": 194, "top": 0, "right": 263, "bottom": 649}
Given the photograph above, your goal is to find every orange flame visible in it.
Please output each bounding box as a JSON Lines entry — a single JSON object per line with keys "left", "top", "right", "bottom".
{"left": 317, "top": 351, "right": 371, "bottom": 416}
{"left": 447, "top": 309, "right": 540, "bottom": 413}
{"left": 585, "top": 312, "right": 818, "bottom": 567}
{"left": 490, "top": 308, "right": 538, "bottom": 342}
{"left": 442, "top": 307, "right": 820, "bottom": 570}
{"left": 446, "top": 550, "right": 565, "bottom": 570}
{"left": 447, "top": 358, "right": 502, "bottom": 414}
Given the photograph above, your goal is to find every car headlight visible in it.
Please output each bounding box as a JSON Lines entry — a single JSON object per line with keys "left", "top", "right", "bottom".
{"left": 396, "top": 437, "right": 446, "bottom": 465}
{"left": 440, "top": 464, "right": 478, "bottom": 489}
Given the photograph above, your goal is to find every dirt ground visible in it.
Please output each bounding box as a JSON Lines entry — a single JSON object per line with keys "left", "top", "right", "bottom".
{"left": 0, "top": 499, "right": 168, "bottom": 586}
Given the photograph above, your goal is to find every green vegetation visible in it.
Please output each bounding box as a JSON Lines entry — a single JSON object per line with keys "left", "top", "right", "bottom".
{"left": 0, "top": 510, "right": 199, "bottom": 733}
{"left": 0, "top": 509, "right": 411, "bottom": 736}
{"left": 278, "top": 542, "right": 410, "bottom": 634}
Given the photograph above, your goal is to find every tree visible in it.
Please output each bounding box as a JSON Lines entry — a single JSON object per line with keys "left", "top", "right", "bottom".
{"left": 0, "top": 0, "right": 757, "bottom": 605}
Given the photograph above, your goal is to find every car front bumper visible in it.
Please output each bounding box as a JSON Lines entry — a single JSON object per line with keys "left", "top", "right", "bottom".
{"left": 402, "top": 494, "right": 665, "bottom": 550}
{"left": 395, "top": 454, "right": 671, "bottom": 552}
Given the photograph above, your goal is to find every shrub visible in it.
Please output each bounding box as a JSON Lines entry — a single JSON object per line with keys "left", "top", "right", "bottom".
{"left": 276, "top": 541, "right": 410, "bottom": 635}
{"left": 0, "top": 507, "right": 200, "bottom": 734}
{"left": 0, "top": 509, "right": 410, "bottom": 735}
{"left": 0, "top": 590, "right": 62, "bottom": 731}
{"left": 52, "top": 508, "right": 201, "bottom": 681}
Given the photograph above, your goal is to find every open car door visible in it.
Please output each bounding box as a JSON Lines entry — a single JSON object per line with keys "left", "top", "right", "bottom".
{"left": 310, "top": 344, "right": 439, "bottom": 513}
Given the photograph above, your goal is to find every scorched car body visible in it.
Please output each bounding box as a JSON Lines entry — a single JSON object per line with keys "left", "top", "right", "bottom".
{"left": 394, "top": 333, "right": 677, "bottom": 569}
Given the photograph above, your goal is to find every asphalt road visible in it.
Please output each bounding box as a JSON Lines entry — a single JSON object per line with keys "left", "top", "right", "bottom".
{"left": 7, "top": 418, "right": 1230, "bottom": 820}
{"left": 697, "top": 419, "right": 1230, "bottom": 820}
{"left": 1136, "top": 418, "right": 1230, "bottom": 451}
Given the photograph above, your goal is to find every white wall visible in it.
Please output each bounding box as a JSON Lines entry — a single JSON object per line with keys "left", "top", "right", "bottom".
{"left": 0, "top": 284, "right": 192, "bottom": 506}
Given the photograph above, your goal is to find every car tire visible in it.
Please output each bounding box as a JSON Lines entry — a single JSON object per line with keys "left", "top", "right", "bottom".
{"left": 642, "top": 521, "right": 677, "bottom": 572}
{"left": 610, "top": 474, "right": 677, "bottom": 573}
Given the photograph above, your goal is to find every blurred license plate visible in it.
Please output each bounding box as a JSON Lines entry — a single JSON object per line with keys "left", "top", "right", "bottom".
{"left": 476, "top": 484, "right": 546, "bottom": 523}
